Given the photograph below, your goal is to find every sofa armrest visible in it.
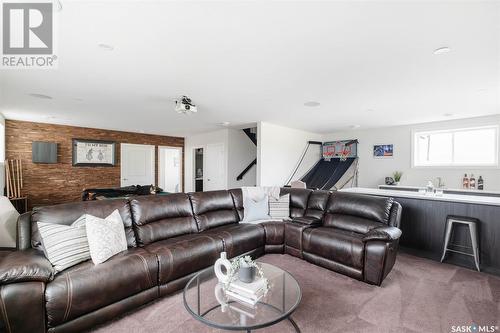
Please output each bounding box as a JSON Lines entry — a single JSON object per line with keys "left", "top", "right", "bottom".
{"left": 291, "top": 216, "right": 321, "bottom": 226}
{"left": 363, "top": 226, "right": 402, "bottom": 242}
{"left": 0, "top": 249, "right": 54, "bottom": 284}
{"left": 17, "top": 212, "right": 32, "bottom": 250}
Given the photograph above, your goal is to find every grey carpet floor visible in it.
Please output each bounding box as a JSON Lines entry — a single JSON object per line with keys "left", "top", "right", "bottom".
{"left": 93, "top": 253, "right": 500, "bottom": 333}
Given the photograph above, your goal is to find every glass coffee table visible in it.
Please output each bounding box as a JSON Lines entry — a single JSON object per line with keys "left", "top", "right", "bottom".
{"left": 183, "top": 263, "right": 301, "bottom": 332}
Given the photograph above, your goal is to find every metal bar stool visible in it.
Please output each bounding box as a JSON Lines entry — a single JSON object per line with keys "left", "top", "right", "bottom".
{"left": 440, "top": 215, "right": 480, "bottom": 272}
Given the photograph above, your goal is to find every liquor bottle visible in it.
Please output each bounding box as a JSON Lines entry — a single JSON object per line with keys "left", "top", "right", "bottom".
{"left": 478, "top": 176, "right": 484, "bottom": 190}
{"left": 470, "top": 174, "right": 476, "bottom": 190}
{"left": 462, "top": 174, "right": 469, "bottom": 189}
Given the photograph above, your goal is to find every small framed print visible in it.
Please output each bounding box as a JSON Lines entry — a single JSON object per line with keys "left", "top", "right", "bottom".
{"left": 72, "top": 139, "right": 116, "bottom": 166}
{"left": 373, "top": 144, "right": 394, "bottom": 158}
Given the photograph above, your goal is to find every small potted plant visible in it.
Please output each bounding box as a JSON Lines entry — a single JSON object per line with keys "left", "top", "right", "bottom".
{"left": 393, "top": 171, "right": 403, "bottom": 186}
{"left": 226, "top": 256, "right": 267, "bottom": 282}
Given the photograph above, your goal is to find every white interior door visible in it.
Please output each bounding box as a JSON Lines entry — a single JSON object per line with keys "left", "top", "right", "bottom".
{"left": 158, "top": 146, "right": 182, "bottom": 193}
{"left": 204, "top": 143, "right": 226, "bottom": 191}
{"left": 121, "top": 144, "right": 155, "bottom": 187}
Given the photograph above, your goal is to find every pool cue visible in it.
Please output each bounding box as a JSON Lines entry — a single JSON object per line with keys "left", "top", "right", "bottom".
{"left": 20, "top": 159, "right": 23, "bottom": 188}
{"left": 5, "top": 160, "right": 10, "bottom": 198}
{"left": 16, "top": 159, "right": 21, "bottom": 197}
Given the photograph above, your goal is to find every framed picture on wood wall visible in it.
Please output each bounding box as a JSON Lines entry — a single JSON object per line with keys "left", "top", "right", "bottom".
{"left": 72, "top": 139, "right": 116, "bottom": 166}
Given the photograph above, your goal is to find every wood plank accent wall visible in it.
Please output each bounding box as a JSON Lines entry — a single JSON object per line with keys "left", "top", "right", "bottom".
{"left": 5, "top": 120, "right": 184, "bottom": 209}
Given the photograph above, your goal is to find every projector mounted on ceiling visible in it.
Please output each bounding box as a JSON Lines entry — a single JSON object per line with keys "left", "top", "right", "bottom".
{"left": 175, "top": 96, "right": 197, "bottom": 114}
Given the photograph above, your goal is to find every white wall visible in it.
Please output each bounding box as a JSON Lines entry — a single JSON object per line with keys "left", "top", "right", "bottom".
{"left": 184, "top": 128, "right": 257, "bottom": 192}
{"left": 257, "top": 122, "right": 323, "bottom": 186}
{"left": 324, "top": 115, "right": 500, "bottom": 190}
{"left": 227, "top": 129, "right": 257, "bottom": 189}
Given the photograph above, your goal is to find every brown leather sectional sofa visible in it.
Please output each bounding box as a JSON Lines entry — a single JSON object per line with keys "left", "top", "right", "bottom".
{"left": 0, "top": 188, "right": 402, "bottom": 333}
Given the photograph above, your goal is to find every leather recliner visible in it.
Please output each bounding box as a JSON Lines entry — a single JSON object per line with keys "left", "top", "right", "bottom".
{"left": 0, "top": 188, "right": 402, "bottom": 333}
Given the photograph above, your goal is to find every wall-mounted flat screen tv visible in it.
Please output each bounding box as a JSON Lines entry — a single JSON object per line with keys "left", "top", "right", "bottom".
{"left": 32, "top": 141, "right": 58, "bottom": 163}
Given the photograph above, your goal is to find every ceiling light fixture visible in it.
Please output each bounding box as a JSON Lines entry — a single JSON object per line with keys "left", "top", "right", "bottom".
{"left": 219, "top": 122, "right": 231, "bottom": 127}
{"left": 433, "top": 47, "right": 451, "bottom": 55}
{"left": 350, "top": 124, "right": 361, "bottom": 129}
{"left": 304, "top": 101, "right": 320, "bottom": 107}
{"left": 29, "top": 93, "right": 53, "bottom": 99}
{"left": 174, "top": 95, "right": 197, "bottom": 114}
{"left": 98, "top": 43, "right": 114, "bottom": 51}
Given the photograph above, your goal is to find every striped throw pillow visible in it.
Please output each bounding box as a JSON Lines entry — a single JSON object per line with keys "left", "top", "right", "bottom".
{"left": 37, "top": 215, "right": 90, "bottom": 272}
{"left": 269, "top": 194, "right": 290, "bottom": 220}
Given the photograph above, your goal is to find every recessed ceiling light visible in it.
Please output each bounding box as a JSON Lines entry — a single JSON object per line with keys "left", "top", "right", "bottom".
{"left": 98, "top": 43, "right": 114, "bottom": 51}
{"left": 29, "top": 93, "right": 53, "bottom": 99}
{"left": 433, "top": 47, "right": 451, "bottom": 55}
{"left": 350, "top": 124, "right": 361, "bottom": 129}
{"left": 304, "top": 101, "right": 320, "bottom": 107}
{"left": 443, "top": 113, "right": 454, "bottom": 117}
{"left": 219, "top": 122, "right": 231, "bottom": 126}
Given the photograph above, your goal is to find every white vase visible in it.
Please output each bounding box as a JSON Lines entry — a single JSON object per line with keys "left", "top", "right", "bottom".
{"left": 214, "top": 252, "right": 231, "bottom": 284}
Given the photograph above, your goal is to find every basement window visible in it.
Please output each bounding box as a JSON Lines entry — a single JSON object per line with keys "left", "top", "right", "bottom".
{"left": 412, "top": 126, "right": 499, "bottom": 167}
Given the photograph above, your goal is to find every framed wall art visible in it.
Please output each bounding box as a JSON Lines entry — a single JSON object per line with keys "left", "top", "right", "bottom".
{"left": 72, "top": 139, "right": 116, "bottom": 166}
{"left": 373, "top": 144, "right": 394, "bottom": 158}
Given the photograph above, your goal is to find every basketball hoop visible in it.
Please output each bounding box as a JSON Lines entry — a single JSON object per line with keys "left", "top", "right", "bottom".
{"left": 339, "top": 150, "right": 351, "bottom": 161}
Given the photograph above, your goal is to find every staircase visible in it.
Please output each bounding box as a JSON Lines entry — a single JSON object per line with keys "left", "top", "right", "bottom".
{"left": 236, "top": 128, "right": 257, "bottom": 181}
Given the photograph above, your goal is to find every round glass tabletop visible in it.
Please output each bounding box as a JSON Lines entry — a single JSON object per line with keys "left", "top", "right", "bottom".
{"left": 183, "top": 262, "right": 302, "bottom": 332}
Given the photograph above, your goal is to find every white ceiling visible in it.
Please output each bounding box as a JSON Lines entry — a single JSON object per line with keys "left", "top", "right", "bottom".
{"left": 1, "top": 0, "right": 499, "bottom": 136}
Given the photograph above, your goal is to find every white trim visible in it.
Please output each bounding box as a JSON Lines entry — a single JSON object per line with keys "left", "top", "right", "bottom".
{"left": 158, "top": 146, "right": 183, "bottom": 193}
{"left": 411, "top": 125, "right": 499, "bottom": 168}
{"left": 120, "top": 143, "right": 156, "bottom": 186}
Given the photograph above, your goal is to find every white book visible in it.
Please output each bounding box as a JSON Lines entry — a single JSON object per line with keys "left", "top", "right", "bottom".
{"left": 226, "top": 289, "right": 264, "bottom": 306}
{"left": 229, "top": 277, "right": 267, "bottom": 294}
{"left": 227, "top": 285, "right": 265, "bottom": 301}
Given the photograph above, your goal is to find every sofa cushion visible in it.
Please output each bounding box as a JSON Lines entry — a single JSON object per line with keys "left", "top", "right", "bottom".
{"left": 130, "top": 194, "right": 198, "bottom": 245}
{"left": 269, "top": 194, "right": 290, "bottom": 220}
{"left": 189, "top": 191, "right": 239, "bottom": 231}
{"left": 303, "top": 227, "right": 365, "bottom": 269}
{"left": 37, "top": 217, "right": 89, "bottom": 273}
{"left": 45, "top": 247, "right": 157, "bottom": 327}
{"left": 259, "top": 221, "right": 285, "bottom": 246}
{"left": 144, "top": 233, "right": 223, "bottom": 284}
{"left": 304, "top": 190, "right": 330, "bottom": 220}
{"left": 85, "top": 210, "right": 128, "bottom": 265}
{"left": 202, "top": 223, "right": 265, "bottom": 258}
{"left": 31, "top": 199, "right": 136, "bottom": 248}
{"left": 325, "top": 192, "right": 393, "bottom": 224}
{"left": 323, "top": 214, "right": 382, "bottom": 234}
{"left": 242, "top": 195, "right": 271, "bottom": 223}
{"left": 280, "top": 188, "right": 312, "bottom": 218}
{"left": 229, "top": 188, "right": 244, "bottom": 221}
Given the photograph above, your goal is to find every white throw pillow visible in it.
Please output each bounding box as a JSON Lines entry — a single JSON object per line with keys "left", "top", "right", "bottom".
{"left": 269, "top": 194, "right": 290, "bottom": 220}
{"left": 242, "top": 195, "right": 271, "bottom": 223}
{"left": 37, "top": 215, "right": 90, "bottom": 272}
{"left": 85, "top": 210, "right": 127, "bottom": 265}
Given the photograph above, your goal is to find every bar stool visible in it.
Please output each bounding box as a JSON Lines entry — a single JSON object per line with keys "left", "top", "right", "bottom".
{"left": 440, "top": 216, "right": 480, "bottom": 272}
